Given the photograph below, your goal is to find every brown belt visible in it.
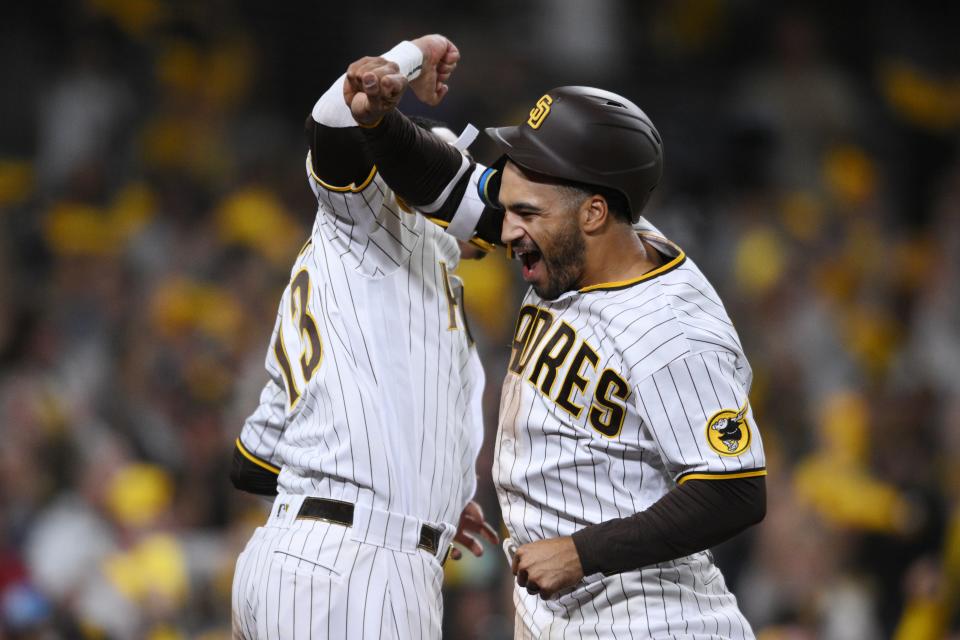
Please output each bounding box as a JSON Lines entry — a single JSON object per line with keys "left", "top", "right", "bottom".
{"left": 296, "top": 497, "right": 449, "bottom": 562}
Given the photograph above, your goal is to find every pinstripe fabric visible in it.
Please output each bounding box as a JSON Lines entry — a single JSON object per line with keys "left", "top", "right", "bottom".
{"left": 239, "top": 158, "right": 483, "bottom": 527}
{"left": 233, "top": 156, "right": 483, "bottom": 639}
{"left": 232, "top": 515, "right": 445, "bottom": 639}
{"left": 495, "top": 222, "right": 762, "bottom": 639}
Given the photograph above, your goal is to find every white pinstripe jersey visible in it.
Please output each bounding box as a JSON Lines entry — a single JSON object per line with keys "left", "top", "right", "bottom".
{"left": 496, "top": 219, "right": 764, "bottom": 638}
{"left": 237, "top": 157, "right": 485, "bottom": 530}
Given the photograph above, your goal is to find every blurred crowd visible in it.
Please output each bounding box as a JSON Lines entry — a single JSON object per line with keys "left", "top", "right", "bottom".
{"left": 1, "top": 0, "right": 959, "bottom": 638}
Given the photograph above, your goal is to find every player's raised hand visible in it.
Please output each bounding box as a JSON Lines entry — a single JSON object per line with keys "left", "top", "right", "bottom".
{"left": 512, "top": 536, "right": 584, "bottom": 599}
{"left": 409, "top": 34, "right": 460, "bottom": 105}
{"left": 450, "top": 501, "right": 499, "bottom": 560}
{"left": 344, "top": 56, "right": 408, "bottom": 126}
{"left": 344, "top": 35, "right": 458, "bottom": 125}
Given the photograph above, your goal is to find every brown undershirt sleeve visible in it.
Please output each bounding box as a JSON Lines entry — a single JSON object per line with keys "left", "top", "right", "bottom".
{"left": 571, "top": 475, "right": 766, "bottom": 576}
{"left": 361, "top": 110, "right": 464, "bottom": 207}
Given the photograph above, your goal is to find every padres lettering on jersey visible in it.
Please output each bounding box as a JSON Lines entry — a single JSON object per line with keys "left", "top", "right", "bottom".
{"left": 509, "top": 305, "right": 632, "bottom": 437}
{"left": 495, "top": 220, "right": 764, "bottom": 639}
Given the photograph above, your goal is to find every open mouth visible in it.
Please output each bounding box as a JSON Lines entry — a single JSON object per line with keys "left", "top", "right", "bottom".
{"left": 513, "top": 245, "right": 543, "bottom": 281}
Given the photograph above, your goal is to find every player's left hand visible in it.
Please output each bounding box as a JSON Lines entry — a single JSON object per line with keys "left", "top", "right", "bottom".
{"left": 512, "top": 537, "right": 584, "bottom": 599}
{"left": 451, "top": 501, "right": 499, "bottom": 560}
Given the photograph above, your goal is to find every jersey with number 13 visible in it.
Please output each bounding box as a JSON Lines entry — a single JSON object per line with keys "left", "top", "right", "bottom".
{"left": 237, "top": 153, "right": 485, "bottom": 530}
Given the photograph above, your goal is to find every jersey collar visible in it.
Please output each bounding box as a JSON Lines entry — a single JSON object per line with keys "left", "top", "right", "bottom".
{"left": 578, "top": 234, "right": 686, "bottom": 294}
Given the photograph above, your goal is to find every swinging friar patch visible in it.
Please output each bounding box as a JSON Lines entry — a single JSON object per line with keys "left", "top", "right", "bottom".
{"left": 706, "top": 402, "right": 752, "bottom": 456}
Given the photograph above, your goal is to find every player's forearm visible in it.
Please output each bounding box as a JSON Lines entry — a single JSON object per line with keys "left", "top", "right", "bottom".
{"left": 571, "top": 476, "right": 766, "bottom": 576}
{"left": 304, "top": 70, "right": 374, "bottom": 188}
{"left": 362, "top": 110, "right": 504, "bottom": 244}
{"left": 306, "top": 41, "right": 425, "bottom": 189}
{"left": 362, "top": 109, "right": 465, "bottom": 207}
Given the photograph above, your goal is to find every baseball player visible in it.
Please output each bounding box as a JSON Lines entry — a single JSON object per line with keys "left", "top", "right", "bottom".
{"left": 489, "top": 88, "right": 766, "bottom": 639}
{"left": 228, "top": 35, "right": 498, "bottom": 639}
{"left": 345, "top": 70, "right": 768, "bottom": 637}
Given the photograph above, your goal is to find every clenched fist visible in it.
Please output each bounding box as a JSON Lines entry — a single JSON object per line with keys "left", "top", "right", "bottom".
{"left": 512, "top": 536, "right": 585, "bottom": 599}
{"left": 344, "top": 34, "right": 459, "bottom": 126}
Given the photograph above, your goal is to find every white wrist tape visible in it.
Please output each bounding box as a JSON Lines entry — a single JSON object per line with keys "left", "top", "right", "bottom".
{"left": 311, "top": 73, "right": 354, "bottom": 128}
{"left": 382, "top": 41, "right": 424, "bottom": 81}
{"left": 310, "top": 41, "right": 424, "bottom": 129}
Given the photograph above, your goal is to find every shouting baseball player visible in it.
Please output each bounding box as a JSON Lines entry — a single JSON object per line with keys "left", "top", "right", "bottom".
{"left": 488, "top": 88, "right": 766, "bottom": 639}
{"left": 228, "top": 35, "right": 498, "bottom": 639}
{"left": 345, "top": 64, "right": 768, "bottom": 637}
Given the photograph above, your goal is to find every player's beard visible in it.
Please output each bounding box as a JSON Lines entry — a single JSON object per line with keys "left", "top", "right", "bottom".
{"left": 534, "top": 214, "right": 586, "bottom": 300}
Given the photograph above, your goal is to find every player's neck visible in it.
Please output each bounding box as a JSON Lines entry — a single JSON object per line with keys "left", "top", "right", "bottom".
{"left": 579, "top": 228, "right": 662, "bottom": 289}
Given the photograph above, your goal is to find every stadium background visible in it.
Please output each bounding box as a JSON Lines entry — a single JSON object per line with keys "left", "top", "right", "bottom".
{"left": 1, "top": 0, "right": 959, "bottom": 637}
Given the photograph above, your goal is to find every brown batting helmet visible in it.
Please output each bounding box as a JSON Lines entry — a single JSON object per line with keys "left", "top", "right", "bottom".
{"left": 485, "top": 86, "right": 663, "bottom": 222}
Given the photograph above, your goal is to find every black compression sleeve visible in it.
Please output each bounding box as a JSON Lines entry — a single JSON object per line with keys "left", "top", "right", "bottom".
{"left": 571, "top": 476, "right": 766, "bottom": 576}
{"left": 305, "top": 116, "right": 374, "bottom": 188}
{"left": 230, "top": 444, "right": 279, "bottom": 496}
{"left": 360, "top": 110, "right": 464, "bottom": 208}
{"left": 361, "top": 110, "right": 504, "bottom": 246}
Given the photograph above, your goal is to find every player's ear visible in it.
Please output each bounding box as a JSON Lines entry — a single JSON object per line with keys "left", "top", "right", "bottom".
{"left": 580, "top": 194, "right": 608, "bottom": 234}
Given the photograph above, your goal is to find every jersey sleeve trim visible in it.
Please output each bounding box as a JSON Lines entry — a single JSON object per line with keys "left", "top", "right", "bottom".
{"left": 467, "top": 237, "right": 496, "bottom": 252}
{"left": 357, "top": 117, "right": 384, "bottom": 129}
{"left": 307, "top": 152, "right": 378, "bottom": 193}
{"left": 423, "top": 216, "right": 496, "bottom": 253}
{"left": 676, "top": 467, "right": 766, "bottom": 485}
{"left": 235, "top": 437, "right": 281, "bottom": 475}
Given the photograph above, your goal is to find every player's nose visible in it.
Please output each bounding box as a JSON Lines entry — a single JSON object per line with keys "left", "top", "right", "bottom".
{"left": 501, "top": 212, "right": 525, "bottom": 246}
